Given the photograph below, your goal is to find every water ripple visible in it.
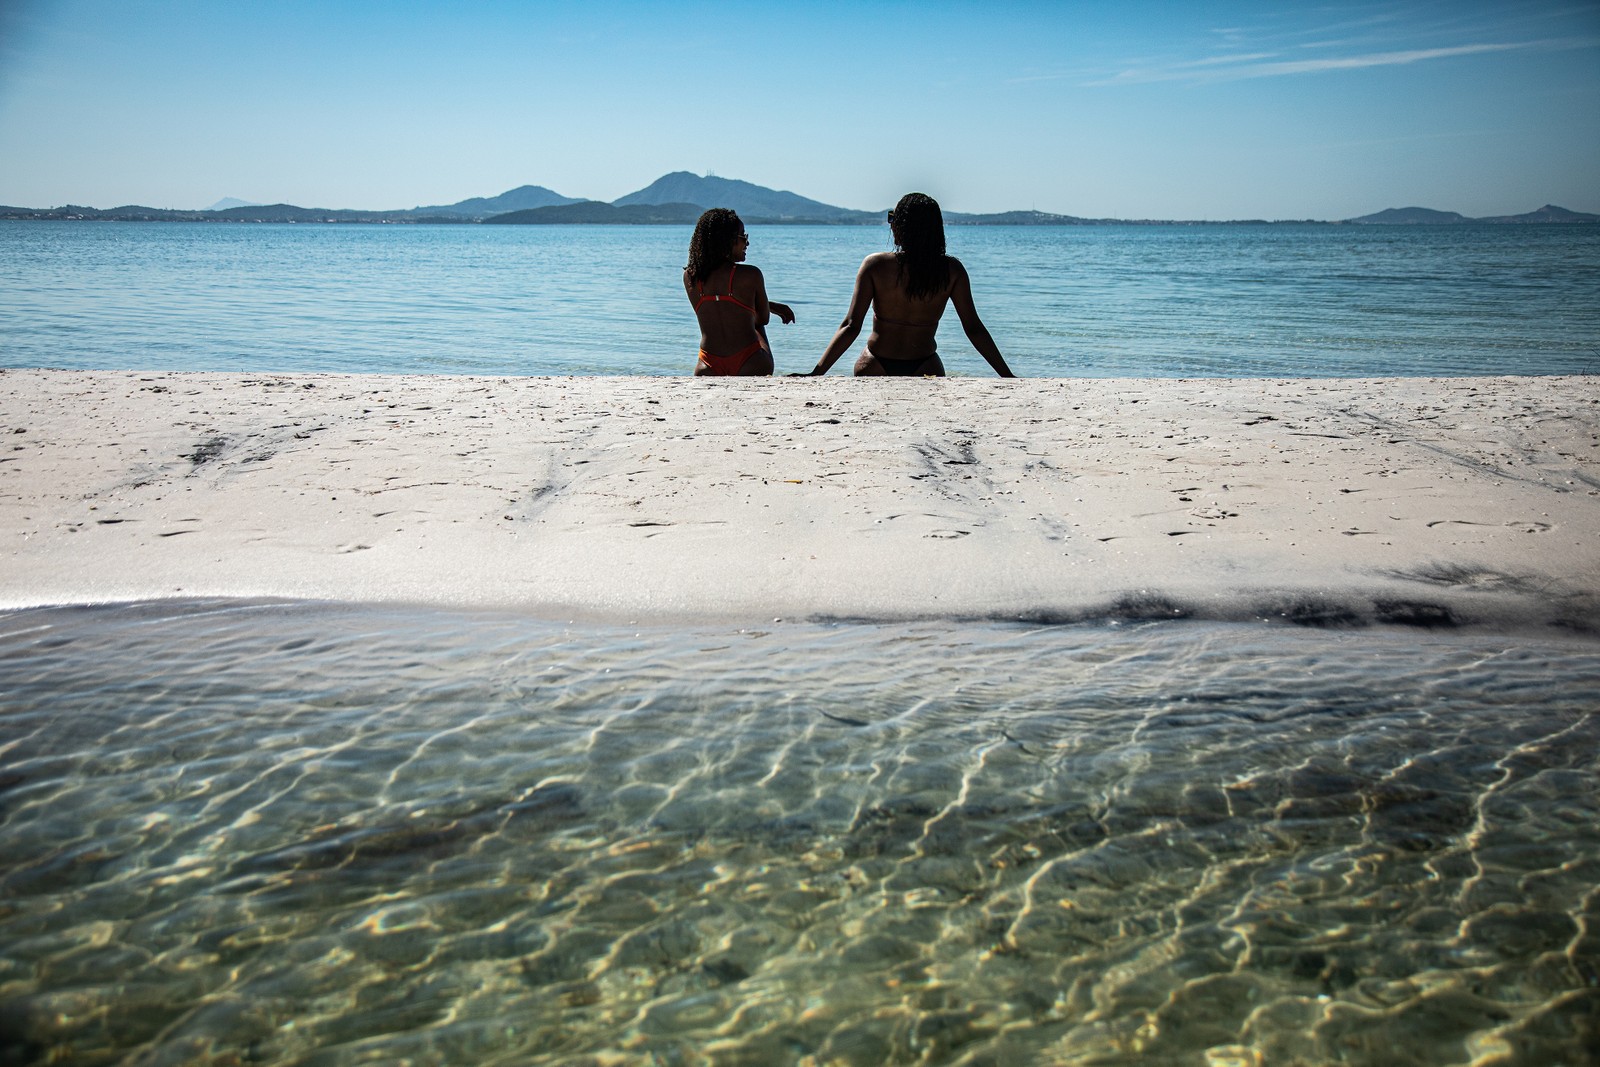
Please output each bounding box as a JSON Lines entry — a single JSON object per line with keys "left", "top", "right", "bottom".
{"left": 0, "top": 601, "right": 1596, "bottom": 1064}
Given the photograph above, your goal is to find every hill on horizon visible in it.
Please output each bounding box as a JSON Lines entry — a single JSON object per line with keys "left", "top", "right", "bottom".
{"left": 1475, "top": 204, "right": 1600, "bottom": 224}
{"left": 1346, "top": 204, "right": 1598, "bottom": 224}
{"left": 6, "top": 178, "right": 1598, "bottom": 225}
{"left": 611, "top": 172, "right": 874, "bottom": 222}
{"left": 413, "top": 184, "right": 581, "bottom": 218}
{"left": 485, "top": 201, "right": 703, "bottom": 225}
{"left": 1346, "top": 206, "right": 1470, "bottom": 224}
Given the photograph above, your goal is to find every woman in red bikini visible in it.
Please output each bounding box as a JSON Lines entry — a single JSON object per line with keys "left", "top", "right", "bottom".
{"left": 684, "top": 208, "right": 794, "bottom": 376}
{"left": 803, "top": 192, "right": 1014, "bottom": 378}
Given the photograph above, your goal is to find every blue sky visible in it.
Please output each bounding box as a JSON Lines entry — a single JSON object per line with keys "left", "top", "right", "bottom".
{"left": 1, "top": 0, "right": 1596, "bottom": 218}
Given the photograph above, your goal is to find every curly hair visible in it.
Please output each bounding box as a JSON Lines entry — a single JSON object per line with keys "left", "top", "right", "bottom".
{"left": 686, "top": 208, "right": 744, "bottom": 283}
{"left": 889, "top": 193, "right": 950, "bottom": 301}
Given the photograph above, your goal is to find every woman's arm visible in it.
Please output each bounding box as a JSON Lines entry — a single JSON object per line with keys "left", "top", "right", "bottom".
{"left": 747, "top": 273, "right": 796, "bottom": 324}
{"left": 745, "top": 266, "right": 777, "bottom": 358}
{"left": 948, "top": 260, "right": 1016, "bottom": 378}
{"left": 806, "top": 257, "right": 876, "bottom": 375}
{"left": 749, "top": 265, "right": 772, "bottom": 327}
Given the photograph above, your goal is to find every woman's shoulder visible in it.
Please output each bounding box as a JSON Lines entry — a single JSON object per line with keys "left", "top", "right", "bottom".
{"left": 733, "top": 263, "right": 765, "bottom": 294}
{"left": 860, "top": 251, "right": 898, "bottom": 274}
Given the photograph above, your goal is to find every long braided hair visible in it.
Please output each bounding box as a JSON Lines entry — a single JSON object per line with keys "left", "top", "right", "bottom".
{"left": 889, "top": 193, "right": 950, "bottom": 300}
{"left": 686, "top": 208, "right": 744, "bottom": 283}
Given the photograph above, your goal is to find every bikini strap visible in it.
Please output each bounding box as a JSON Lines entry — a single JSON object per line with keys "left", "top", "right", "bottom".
{"left": 726, "top": 262, "right": 737, "bottom": 298}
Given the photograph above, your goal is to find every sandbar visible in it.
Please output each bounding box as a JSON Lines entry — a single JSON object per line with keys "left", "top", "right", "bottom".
{"left": 2, "top": 370, "right": 1596, "bottom": 633}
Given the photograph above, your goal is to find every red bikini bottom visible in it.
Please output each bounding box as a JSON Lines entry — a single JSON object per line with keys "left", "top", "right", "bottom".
{"left": 697, "top": 340, "right": 766, "bottom": 376}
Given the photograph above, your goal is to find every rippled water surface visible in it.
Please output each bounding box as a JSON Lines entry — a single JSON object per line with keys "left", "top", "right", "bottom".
{"left": 3, "top": 221, "right": 1597, "bottom": 377}
{"left": 1, "top": 602, "right": 1597, "bottom": 1065}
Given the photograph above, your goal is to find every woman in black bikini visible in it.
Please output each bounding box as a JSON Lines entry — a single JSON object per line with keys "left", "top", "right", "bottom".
{"left": 684, "top": 208, "right": 794, "bottom": 376}
{"left": 803, "top": 192, "right": 1014, "bottom": 377}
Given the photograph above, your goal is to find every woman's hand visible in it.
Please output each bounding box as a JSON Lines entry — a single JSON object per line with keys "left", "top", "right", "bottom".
{"left": 769, "top": 302, "right": 796, "bottom": 325}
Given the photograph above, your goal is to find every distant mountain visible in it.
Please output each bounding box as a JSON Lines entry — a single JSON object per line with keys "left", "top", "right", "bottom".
{"left": 413, "top": 185, "right": 580, "bottom": 219}
{"left": 209, "top": 203, "right": 466, "bottom": 223}
{"left": 0, "top": 203, "right": 475, "bottom": 223}
{"left": 8, "top": 181, "right": 1597, "bottom": 227}
{"left": 485, "top": 201, "right": 703, "bottom": 225}
{"left": 1346, "top": 204, "right": 1598, "bottom": 224}
{"left": 1475, "top": 204, "right": 1600, "bottom": 224}
{"left": 207, "top": 197, "right": 261, "bottom": 211}
{"left": 1346, "top": 207, "right": 1470, "bottom": 224}
{"left": 946, "top": 209, "right": 1094, "bottom": 225}
{"left": 612, "top": 171, "right": 875, "bottom": 222}
{"left": 214, "top": 203, "right": 340, "bottom": 221}
{"left": 0, "top": 204, "right": 212, "bottom": 221}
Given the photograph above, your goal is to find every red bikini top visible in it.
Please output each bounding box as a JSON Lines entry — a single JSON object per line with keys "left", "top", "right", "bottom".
{"left": 696, "top": 264, "right": 758, "bottom": 314}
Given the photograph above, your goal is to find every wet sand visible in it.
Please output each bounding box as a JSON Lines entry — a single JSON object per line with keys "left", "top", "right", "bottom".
{"left": 2, "top": 370, "right": 1596, "bottom": 631}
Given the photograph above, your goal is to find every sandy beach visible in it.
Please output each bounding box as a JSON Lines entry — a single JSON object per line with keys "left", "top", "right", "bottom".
{"left": 2, "top": 369, "right": 1596, "bottom": 632}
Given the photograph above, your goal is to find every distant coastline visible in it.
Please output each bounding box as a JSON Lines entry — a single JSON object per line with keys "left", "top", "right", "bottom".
{"left": 3, "top": 171, "right": 1595, "bottom": 226}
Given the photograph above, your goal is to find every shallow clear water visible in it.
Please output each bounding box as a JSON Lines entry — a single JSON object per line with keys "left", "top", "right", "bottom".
{"left": 1, "top": 601, "right": 1596, "bottom": 1065}
{"left": 2, "top": 221, "right": 1597, "bottom": 377}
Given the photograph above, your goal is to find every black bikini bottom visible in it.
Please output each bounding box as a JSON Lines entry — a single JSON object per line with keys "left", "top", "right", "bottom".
{"left": 871, "top": 352, "right": 937, "bottom": 376}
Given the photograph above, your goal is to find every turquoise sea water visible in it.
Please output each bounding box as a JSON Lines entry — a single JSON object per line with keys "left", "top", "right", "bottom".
{"left": 2, "top": 220, "right": 1597, "bottom": 377}
{"left": 1, "top": 602, "right": 1597, "bottom": 1065}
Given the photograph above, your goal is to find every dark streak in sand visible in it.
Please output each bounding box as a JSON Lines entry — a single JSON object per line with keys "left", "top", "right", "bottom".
{"left": 183, "top": 436, "right": 227, "bottom": 467}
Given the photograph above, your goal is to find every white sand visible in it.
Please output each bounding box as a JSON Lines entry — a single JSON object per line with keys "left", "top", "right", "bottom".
{"left": 2, "top": 370, "right": 1596, "bottom": 632}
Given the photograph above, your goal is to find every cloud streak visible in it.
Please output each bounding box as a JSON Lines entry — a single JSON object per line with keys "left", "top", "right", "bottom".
{"left": 1082, "top": 36, "right": 1599, "bottom": 87}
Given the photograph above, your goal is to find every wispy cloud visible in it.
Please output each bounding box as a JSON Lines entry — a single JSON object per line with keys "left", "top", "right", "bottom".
{"left": 1070, "top": 35, "right": 1599, "bottom": 87}
{"left": 1181, "top": 52, "right": 1282, "bottom": 68}
{"left": 1010, "top": 4, "right": 1600, "bottom": 90}
{"left": 1092, "top": 42, "right": 1521, "bottom": 85}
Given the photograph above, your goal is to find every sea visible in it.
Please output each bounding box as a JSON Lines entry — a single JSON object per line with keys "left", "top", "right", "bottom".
{"left": 2, "top": 221, "right": 1599, "bottom": 1066}
{"left": 1, "top": 219, "right": 1597, "bottom": 377}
